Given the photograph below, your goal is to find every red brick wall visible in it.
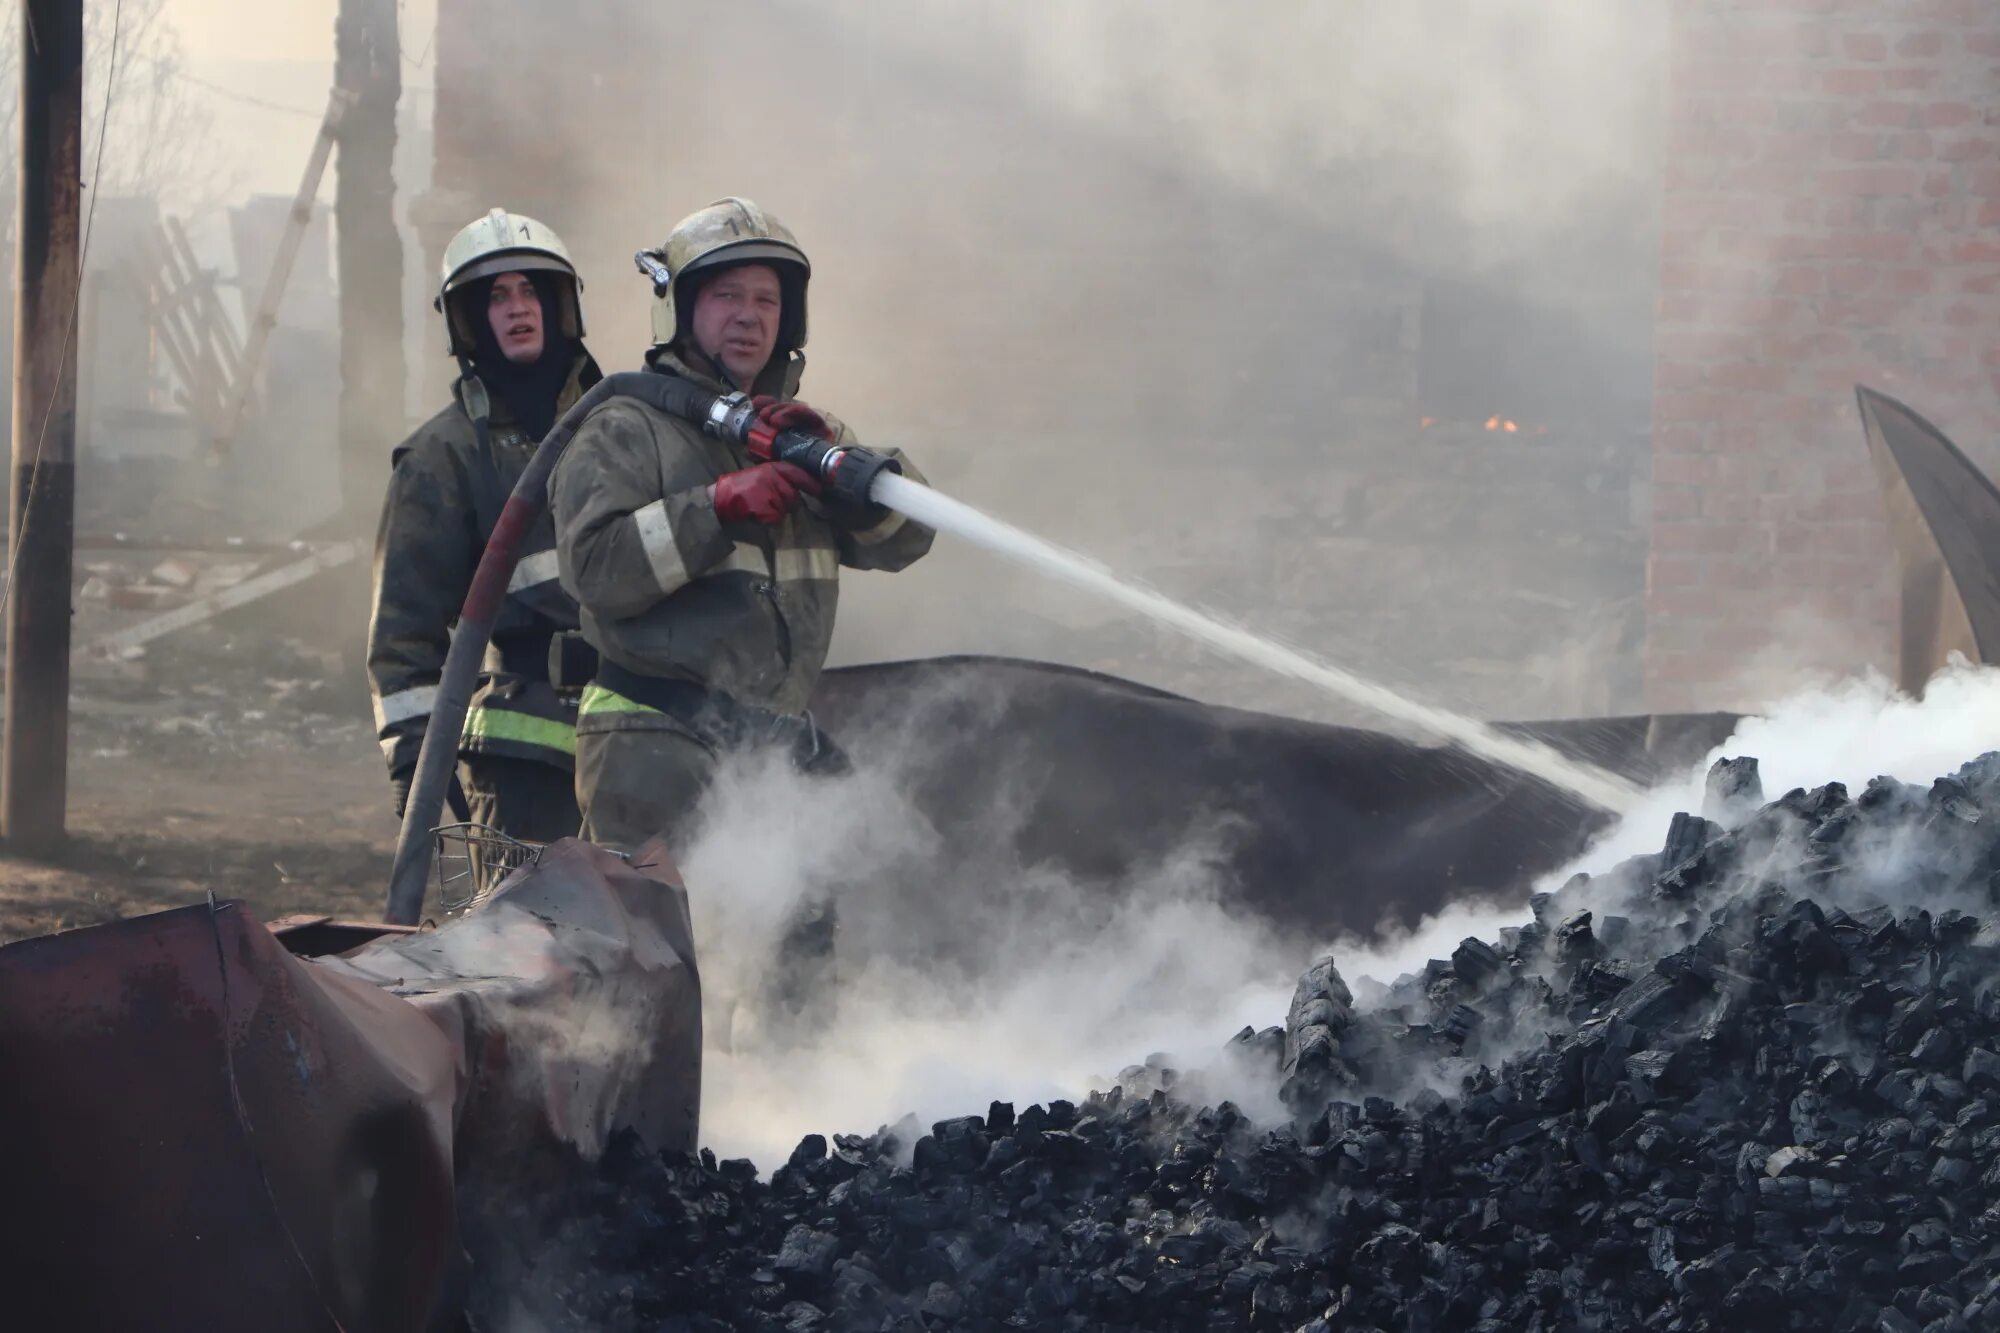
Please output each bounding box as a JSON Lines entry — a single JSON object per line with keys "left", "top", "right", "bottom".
{"left": 1647, "top": 0, "right": 2000, "bottom": 711}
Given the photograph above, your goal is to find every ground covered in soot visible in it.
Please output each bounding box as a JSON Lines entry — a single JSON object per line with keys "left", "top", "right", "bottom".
{"left": 491, "top": 751, "right": 2000, "bottom": 1332}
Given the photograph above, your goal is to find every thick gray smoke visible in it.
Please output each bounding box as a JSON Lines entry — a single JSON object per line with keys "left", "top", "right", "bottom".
{"left": 1311, "top": 660, "right": 2000, "bottom": 1114}
{"left": 1350, "top": 662, "right": 2000, "bottom": 980}
{"left": 681, "top": 662, "right": 2000, "bottom": 1168}
{"left": 684, "top": 745, "right": 1302, "bottom": 1165}
{"left": 1573, "top": 660, "right": 2000, "bottom": 878}
{"left": 838, "top": 0, "right": 1667, "bottom": 285}
{"left": 404, "top": 0, "right": 1674, "bottom": 723}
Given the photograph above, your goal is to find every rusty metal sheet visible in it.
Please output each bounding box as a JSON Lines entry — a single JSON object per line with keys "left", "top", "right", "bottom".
{"left": 0, "top": 836, "right": 700, "bottom": 1331}
{"left": 0, "top": 897, "right": 461, "bottom": 1333}
{"left": 323, "top": 836, "right": 703, "bottom": 1166}
{"left": 269, "top": 913, "right": 420, "bottom": 958}
{"left": 321, "top": 836, "right": 703, "bottom": 1327}
{"left": 1858, "top": 385, "right": 2000, "bottom": 689}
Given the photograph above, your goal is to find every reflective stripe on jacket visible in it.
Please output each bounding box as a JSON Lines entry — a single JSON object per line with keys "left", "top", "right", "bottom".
{"left": 548, "top": 348, "right": 933, "bottom": 719}
{"left": 366, "top": 353, "right": 601, "bottom": 773}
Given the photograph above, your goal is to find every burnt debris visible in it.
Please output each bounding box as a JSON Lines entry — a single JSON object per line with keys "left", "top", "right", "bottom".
{"left": 480, "top": 752, "right": 2000, "bottom": 1332}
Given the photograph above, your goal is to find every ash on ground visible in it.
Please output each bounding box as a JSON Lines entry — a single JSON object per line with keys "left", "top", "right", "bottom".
{"left": 74, "top": 628, "right": 367, "bottom": 762}
{"left": 477, "top": 752, "right": 2000, "bottom": 1332}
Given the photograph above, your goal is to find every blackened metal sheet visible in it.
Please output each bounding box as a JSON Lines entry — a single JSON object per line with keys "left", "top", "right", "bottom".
{"left": 1858, "top": 385, "right": 2000, "bottom": 686}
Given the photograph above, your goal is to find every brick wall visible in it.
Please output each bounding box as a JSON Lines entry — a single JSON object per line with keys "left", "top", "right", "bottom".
{"left": 1648, "top": 0, "right": 2000, "bottom": 711}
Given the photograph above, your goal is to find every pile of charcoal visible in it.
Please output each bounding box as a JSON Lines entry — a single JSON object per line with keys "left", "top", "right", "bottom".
{"left": 479, "top": 753, "right": 2000, "bottom": 1332}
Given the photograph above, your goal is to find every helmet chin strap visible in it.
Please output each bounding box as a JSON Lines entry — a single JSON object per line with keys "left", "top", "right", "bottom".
{"left": 691, "top": 340, "right": 743, "bottom": 394}
{"left": 713, "top": 350, "right": 741, "bottom": 393}
{"left": 454, "top": 357, "right": 494, "bottom": 450}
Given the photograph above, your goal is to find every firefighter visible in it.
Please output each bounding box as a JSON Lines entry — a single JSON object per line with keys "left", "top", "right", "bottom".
{"left": 368, "top": 208, "right": 602, "bottom": 843}
{"left": 549, "top": 197, "right": 934, "bottom": 852}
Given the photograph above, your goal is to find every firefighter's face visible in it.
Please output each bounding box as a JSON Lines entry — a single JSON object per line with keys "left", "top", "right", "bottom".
{"left": 487, "top": 272, "right": 544, "bottom": 364}
{"left": 691, "top": 263, "right": 781, "bottom": 387}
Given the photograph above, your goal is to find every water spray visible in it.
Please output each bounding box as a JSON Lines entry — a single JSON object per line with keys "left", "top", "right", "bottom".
{"left": 385, "top": 370, "right": 1639, "bottom": 924}
{"left": 604, "top": 398, "right": 1630, "bottom": 818}
{"left": 867, "top": 473, "right": 1644, "bottom": 813}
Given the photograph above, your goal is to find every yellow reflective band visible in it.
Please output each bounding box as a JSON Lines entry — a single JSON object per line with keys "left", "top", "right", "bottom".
{"left": 633, "top": 499, "right": 688, "bottom": 593}
{"left": 846, "top": 507, "right": 909, "bottom": 546}
{"left": 577, "top": 682, "right": 661, "bottom": 718}
{"left": 775, "top": 546, "right": 839, "bottom": 582}
{"left": 713, "top": 543, "right": 835, "bottom": 581}
{"left": 462, "top": 705, "right": 578, "bottom": 755}
{"left": 508, "top": 549, "right": 561, "bottom": 593}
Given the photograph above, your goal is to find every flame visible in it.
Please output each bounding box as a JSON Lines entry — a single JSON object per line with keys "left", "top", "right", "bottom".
{"left": 1419, "top": 414, "right": 1541, "bottom": 435}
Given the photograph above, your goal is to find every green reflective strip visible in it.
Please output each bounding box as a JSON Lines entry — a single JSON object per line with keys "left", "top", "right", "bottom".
{"left": 463, "top": 705, "right": 578, "bottom": 755}
{"left": 577, "top": 682, "right": 660, "bottom": 719}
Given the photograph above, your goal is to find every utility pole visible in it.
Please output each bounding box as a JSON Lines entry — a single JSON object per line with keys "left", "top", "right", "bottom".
{"left": 334, "top": 0, "right": 404, "bottom": 528}
{"left": 3, "top": 0, "right": 84, "bottom": 854}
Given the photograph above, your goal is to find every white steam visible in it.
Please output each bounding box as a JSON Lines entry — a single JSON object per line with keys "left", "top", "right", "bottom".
{"left": 1331, "top": 660, "right": 2000, "bottom": 1006}
{"left": 1577, "top": 659, "right": 2000, "bottom": 874}
{"left": 681, "top": 662, "right": 2000, "bottom": 1167}
{"left": 682, "top": 749, "right": 1303, "bottom": 1166}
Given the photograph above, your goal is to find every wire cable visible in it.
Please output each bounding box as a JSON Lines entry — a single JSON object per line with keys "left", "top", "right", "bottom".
{"left": 172, "top": 68, "right": 321, "bottom": 120}
{"left": 174, "top": 65, "right": 435, "bottom": 116}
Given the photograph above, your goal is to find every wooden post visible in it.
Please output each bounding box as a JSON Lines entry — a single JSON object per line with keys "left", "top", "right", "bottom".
{"left": 3, "top": 0, "right": 84, "bottom": 853}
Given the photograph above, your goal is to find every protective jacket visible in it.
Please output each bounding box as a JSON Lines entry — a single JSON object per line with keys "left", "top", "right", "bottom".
{"left": 549, "top": 346, "right": 932, "bottom": 732}
{"left": 368, "top": 352, "right": 602, "bottom": 777}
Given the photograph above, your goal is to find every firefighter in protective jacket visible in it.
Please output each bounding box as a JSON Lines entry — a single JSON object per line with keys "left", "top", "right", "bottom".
{"left": 549, "top": 197, "right": 933, "bottom": 852}
{"left": 367, "top": 208, "right": 602, "bottom": 843}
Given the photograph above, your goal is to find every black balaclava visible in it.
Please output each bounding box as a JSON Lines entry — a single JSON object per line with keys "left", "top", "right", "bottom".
{"left": 465, "top": 271, "right": 578, "bottom": 442}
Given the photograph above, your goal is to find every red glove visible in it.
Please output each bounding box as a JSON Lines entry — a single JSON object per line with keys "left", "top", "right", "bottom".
{"left": 750, "top": 394, "right": 833, "bottom": 445}
{"left": 713, "top": 462, "right": 821, "bottom": 525}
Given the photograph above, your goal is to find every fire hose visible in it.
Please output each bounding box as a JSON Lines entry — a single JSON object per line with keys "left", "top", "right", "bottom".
{"left": 382, "top": 371, "right": 904, "bottom": 925}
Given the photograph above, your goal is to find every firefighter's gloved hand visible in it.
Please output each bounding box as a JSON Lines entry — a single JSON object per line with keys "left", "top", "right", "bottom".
{"left": 713, "top": 462, "right": 821, "bottom": 525}
{"left": 750, "top": 394, "right": 832, "bottom": 442}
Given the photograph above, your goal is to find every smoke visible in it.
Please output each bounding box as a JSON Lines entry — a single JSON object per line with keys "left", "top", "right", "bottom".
{"left": 839, "top": 0, "right": 1668, "bottom": 284}
{"left": 808, "top": 0, "right": 1670, "bottom": 719}
{"left": 683, "top": 746, "right": 1304, "bottom": 1167}
{"left": 1574, "top": 658, "right": 2000, "bottom": 876}
{"left": 682, "top": 659, "right": 2000, "bottom": 1167}
{"left": 1219, "top": 658, "right": 2000, "bottom": 1127}
{"left": 391, "top": 0, "right": 1676, "bottom": 722}
{"left": 1346, "top": 662, "right": 2000, "bottom": 1016}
